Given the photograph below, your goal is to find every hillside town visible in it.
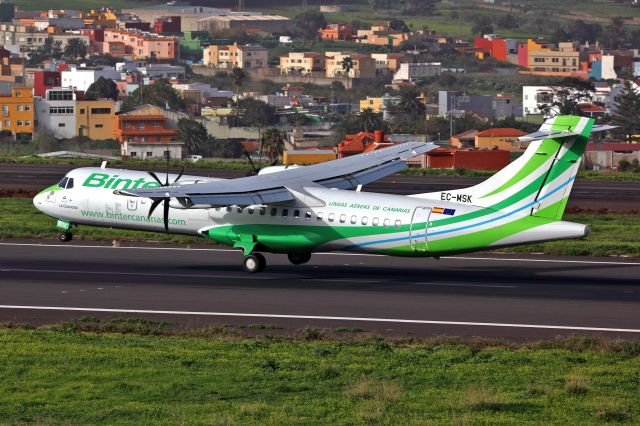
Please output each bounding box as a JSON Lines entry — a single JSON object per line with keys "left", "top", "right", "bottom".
{"left": 0, "top": 1, "right": 639, "bottom": 172}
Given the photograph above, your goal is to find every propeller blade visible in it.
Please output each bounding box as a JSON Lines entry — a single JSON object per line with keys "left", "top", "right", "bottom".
{"left": 243, "top": 150, "right": 259, "bottom": 174}
{"left": 148, "top": 171, "right": 163, "bottom": 185}
{"left": 148, "top": 198, "right": 163, "bottom": 218}
{"left": 173, "top": 166, "right": 185, "bottom": 184}
{"left": 270, "top": 159, "right": 278, "bottom": 166}
{"left": 163, "top": 199, "right": 170, "bottom": 232}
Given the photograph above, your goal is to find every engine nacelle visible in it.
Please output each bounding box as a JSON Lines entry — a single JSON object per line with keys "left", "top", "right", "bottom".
{"left": 258, "top": 165, "right": 302, "bottom": 175}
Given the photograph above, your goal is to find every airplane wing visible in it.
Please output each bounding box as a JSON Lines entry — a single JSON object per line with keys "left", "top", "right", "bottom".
{"left": 122, "top": 142, "right": 436, "bottom": 207}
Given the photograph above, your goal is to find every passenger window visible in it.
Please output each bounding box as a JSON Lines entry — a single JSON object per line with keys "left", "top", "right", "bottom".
{"left": 270, "top": 207, "right": 277, "bottom": 216}
{"left": 259, "top": 207, "right": 266, "bottom": 215}
{"left": 305, "top": 211, "right": 312, "bottom": 219}
{"left": 395, "top": 220, "right": 401, "bottom": 229}
{"left": 361, "top": 216, "right": 368, "bottom": 225}
{"left": 383, "top": 219, "right": 390, "bottom": 228}
{"left": 282, "top": 209, "right": 289, "bottom": 217}
{"left": 237, "top": 207, "right": 243, "bottom": 213}
{"left": 248, "top": 207, "right": 254, "bottom": 214}
{"left": 339, "top": 214, "right": 346, "bottom": 223}
{"left": 328, "top": 213, "right": 335, "bottom": 222}
{"left": 66, "top": 178, "right": 74, "bottom": 189}
{"left": 372, "top": 217, "right": 379, "bottom": 226}
{"left": 350, "top": 215, "right": 357, "bottom": 224}
{"left": 317, "top": 212, "right": 323, "bottom": 220}
{"left": 293, "top": 210, "right": 300, "bottom": 219}
{"left": 214, "top": 207, "right": 220, "bottom": 211}
{"left": 226, "top": 206, "right": 232, "bottom": 212}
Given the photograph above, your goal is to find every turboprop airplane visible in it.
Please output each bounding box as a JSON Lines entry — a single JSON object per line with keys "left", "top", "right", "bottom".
{"left": 33, "top": 115, "right": 612, "bottom": 273}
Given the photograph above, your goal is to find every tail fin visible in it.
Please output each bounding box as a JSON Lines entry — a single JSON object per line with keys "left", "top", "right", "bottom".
{"left": 418, "top": 116, "right": 600, "bottom": 220}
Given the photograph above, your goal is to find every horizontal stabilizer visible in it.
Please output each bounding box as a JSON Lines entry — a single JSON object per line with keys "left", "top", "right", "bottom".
{"left": 519, "top": 123, "right": 616, "bottom": 143}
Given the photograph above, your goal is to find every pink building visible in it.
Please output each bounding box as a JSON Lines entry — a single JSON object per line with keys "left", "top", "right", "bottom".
{"left": 102, "top": 29, "right": 177, "bottom": 60}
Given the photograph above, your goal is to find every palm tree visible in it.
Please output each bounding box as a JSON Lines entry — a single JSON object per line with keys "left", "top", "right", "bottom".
{"left": 230, "top": 66, "right": 247, "bottom": 124}
{"left": 260, "top": 128, "right": 284, "bottom": 163}
{"left": 340, "top": 57, "right": 355, "bottom": 108}
{"left": 394, "top": 88, "right": 426, "bottom": 119}
{"left": 176, "top": 118, "right": 208, "bottom": 155}
{"left": 63, "top": 38, "right": 87, "bottom": 60}
{"left": 359, "top": 108, "right": 382, "bottom": 132}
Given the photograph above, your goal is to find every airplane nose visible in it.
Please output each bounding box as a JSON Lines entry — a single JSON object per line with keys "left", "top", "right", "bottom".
{"left": 33, "top": 192, "right": 44, "bottom": 211}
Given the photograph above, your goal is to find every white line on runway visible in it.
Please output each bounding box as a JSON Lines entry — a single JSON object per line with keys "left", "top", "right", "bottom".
{"left": 0, "top": 304, "right": 638, "bottom": 333}
{"left": 0, "top": 268, "right": 518, "bottom": 288}
{"left": 1, "top": 241, "right": 639, "bottom": 265}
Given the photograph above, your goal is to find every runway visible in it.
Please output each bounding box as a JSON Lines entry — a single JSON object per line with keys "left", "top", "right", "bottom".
{"left": 1, "top": 241, "right": 639, "bottom": 341}
{"left": 2, "top": 163, "right": 639, "bottom": 211}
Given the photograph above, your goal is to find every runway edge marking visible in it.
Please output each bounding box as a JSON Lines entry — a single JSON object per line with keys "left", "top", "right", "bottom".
{"left": 0, "top": 305, "right": 639, "bottom": 333}
{"left": 0, "top": 242, "right": 639, "bottom": 265}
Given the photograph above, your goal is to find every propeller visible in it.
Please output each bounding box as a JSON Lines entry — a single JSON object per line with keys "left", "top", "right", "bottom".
{"left": 243, "top": 150, "right": 278, "bottom": 176}
{"left": 146, "top": 163, "right": 185, "bottom": 232}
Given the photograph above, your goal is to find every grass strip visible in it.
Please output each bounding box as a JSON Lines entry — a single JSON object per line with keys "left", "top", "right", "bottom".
{"left": 0, "top": 321, "right": 638, "bottom": 425}
{"left": 2, "top": 198, "right": 639, "bottom": 257}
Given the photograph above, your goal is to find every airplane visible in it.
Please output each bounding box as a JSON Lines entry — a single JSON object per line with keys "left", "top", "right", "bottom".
{"left": 33, "top": 115, "right": 612, "bottom": 273}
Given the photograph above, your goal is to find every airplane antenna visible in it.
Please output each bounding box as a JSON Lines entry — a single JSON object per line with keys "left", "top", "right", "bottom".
{"left": 100, "top": 161, "right": 107, "bottom": 169}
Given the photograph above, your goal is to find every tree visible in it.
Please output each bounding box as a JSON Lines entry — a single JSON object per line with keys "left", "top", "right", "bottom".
{"left": 612, "top": 81, "right": 640, "bottom": 143}
{"left": 359, "top": 108, "right": 383, "bottom": 132}
{"left": 121, "top": 79, "right": 185, "bottom": 111}
{"left": 207, "top": 136, "right": 244, "bottom": 158}
{"left": 388, "top": 19, "right": 409, "bottom": 32}
{"left": 28, "top": 36, "right": 62, "bottom": 64}
{"left": 289, "top": 111, "right": 307, "bottom": 128}
{"left": 176, "top": 118, "right": 208, "bottom": 155}
{"left": 403, "top": 0, "right": 440, "bottom": 16}
{"left": 388, "top": 87, "right": 426, "bottom": 120}
{"left": 369, "top": 0, "right": 393, "bottom": 9}
{"left": 537, "top": 78, "right": 594, "bottom": 117}
{"left": 85, "top": 77, "right": 118, "bottom": 101}
{"left": 496, "top": 14, "right": 517, "bottom": 29}
{"left": 340, "top": 57, "right": 355, "bottom": 107}
{"left": 230, "top": 66, "right": 247, "bottom": 123}
{"left": 237, "top": 97, "right": 276, "bottom": 128}
{"left": 260, "top": 128, "right": 284, "bottom": 163}
{"left": 293, "top": 11, "right": 326, "bottom": 44}
{"left": 472, "top": 16, "right": 494, "bottom": 36}
{"left": 603, "top": 17, "right": 627, "bottom": 48}
{"left": 63, "top": 38, "right": 87, "bottom": 60}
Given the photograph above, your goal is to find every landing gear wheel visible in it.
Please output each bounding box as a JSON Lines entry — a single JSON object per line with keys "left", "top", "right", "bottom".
{"left": 243, "top": 253, "right": 266, "bottom": 273}
{"left": 58, "top": 232, "right": 73, "bottom": 242}
{"left": 288, "top": 252, "right": 311, "bottom": 265}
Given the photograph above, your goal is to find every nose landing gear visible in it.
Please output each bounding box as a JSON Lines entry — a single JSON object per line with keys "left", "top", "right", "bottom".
{"left": 243, "top": 253, "right": 266, "bottom": 273}
{"left": 58, "top": 231, "right": 73, "bottom": 242}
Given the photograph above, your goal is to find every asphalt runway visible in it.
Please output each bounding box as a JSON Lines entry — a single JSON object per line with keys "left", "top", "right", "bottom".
{"left": 2, "top": 163, "right": 640, "bottom": 211}
{"left": 1, "top": 241, "right": 639, "bottom": 341}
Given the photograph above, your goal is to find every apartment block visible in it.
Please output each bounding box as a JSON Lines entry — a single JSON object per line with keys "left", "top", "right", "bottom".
{"left": 371, "top": 53, "right": 406, "bottom": 76}
{"left": 76, "top": 99, "right": 116, "bottom": 140}
{"left": 0, "top": 86, "right": 34, "bottom": 139}
{"left": 61, "top": 66, "right": 121, "bottom": 92}
{"left": 203, "top": 43, "right": 268, "bottom": 69}
{"left": 102, "top": 29, "right": 177, "bottom": 60}
{"left": 34, "top": 87, "right": 76, "bottom": 139}
{"left": 325, "top": 53, "right": 376, "bottom": 79}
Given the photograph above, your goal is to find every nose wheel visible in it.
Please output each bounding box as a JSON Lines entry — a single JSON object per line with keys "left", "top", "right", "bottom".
{"left": 243, "top": 253, "right": 266, "bottom": 273}
{"left": 58, "top": 232, "right": 73, "bottom": 242}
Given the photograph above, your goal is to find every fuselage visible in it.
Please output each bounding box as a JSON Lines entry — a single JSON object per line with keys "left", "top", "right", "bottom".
{"left": 33, "top": 166, "right": 589, "bottom": 257}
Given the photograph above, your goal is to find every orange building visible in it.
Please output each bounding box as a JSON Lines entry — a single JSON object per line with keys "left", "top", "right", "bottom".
{"left": 113, "top": 112, "right": 176, "bottom": 144}
{"left": 475, "top": 128, "right": 527, "bottom": 151}
{"left": 319, "top": 23, "right": 352, "bottom": 41}
{"left": 0, "top": 86, "right": 34, "bottom": 140}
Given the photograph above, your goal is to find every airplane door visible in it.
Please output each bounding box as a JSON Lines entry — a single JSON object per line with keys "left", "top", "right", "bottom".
{"left": 410, "top": 207, "right": 431, "bottom": 252}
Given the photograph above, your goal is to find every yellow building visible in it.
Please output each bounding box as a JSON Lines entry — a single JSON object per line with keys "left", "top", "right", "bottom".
{"left": 0, "top": 86, "right": 34, "bottom": 140}
{"left": 279, "top": 52, "right": 325, "bottom": 74}
{"left": 475, "top": 128, "right": 528, "bottom": 151}
{"left": 325, "top": 52, "right": 376, "bottom": 79}
{"left": 359, "top": 96, "right": 383, "bottom": 113}
{"left": 528, "top": 40, "right": 579, "bottom": 73}
{"left": 283, "top": 149, "right": 336, "bottom": 165}
{"left": 356, "top": 24, "right": 410, "bottom": 47}
{"left": 76, "top": 99, "right": 116, "bottom": 140}
{"left": 203, "top": 43, "right": 268, "bottom": 69}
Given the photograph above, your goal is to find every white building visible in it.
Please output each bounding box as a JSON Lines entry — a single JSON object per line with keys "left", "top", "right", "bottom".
{"left": 35, "top": 88, "right": 77, "bottom": 139}
{"left": 392, "top": 62, "right": 441, "bottom": 83}
{"left": 171, "top": 82, "right": 233, "bottom": 102}
{"left": 121, "top": 141, "right": 184, "bottom": 159}
{"left": 138, "top": 63, "right": 186, "bottom": 80}
{"left": 61, "top": 66, "right": 121, "bottom": 92}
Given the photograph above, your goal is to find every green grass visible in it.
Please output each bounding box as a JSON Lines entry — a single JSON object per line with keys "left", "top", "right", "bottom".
{"left": 0, "top": 325, "right": 639, "bottom": 424}
{"left": 2, "top": 198, "right": 639, "bottom": 256}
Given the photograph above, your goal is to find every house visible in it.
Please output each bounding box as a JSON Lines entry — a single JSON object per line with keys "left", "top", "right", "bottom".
{"left": 283, "top": 149, "right": 336, "bottom": 165}
{"left": 359, "top": 96, "right": 383, "bottom": 113}
{"left": 356, "top": 23, "right": 411, "bottom": 47}
{"left": 473, "top": 35, "right": 519, "bottom": 63}
{"left": 319, "top": 23, "right": 352, "bottom": 41}
{"left": 0, "top": 86, "right": 34, "bottom": 140}
{"left": 325, "top": 52, "right": 376, "bottom": 79}
{"left": 76, "top": 99, "right": 115, "bottom": 140}
{"left": 279, "top": 52, "right": 325, "bottom": 75}
{"left": 392, "top": 62, "right": 441, "bottom": 83}
{"left": 450, "top": 129, "right": 479, "bottom": 148}
{"left": 153, "top": 16, "right": 181, "bottom": 34}
{"left": 34, "top": 87, "right": 76, "bottom": 139}
{"left": 102, "top": 29, "right": 177, "bottom": 60}
{"left": 584, "top": 143, "right": 640, "bottom": 171}
{"left": 336, "top": 130, "right": 389, "bottom": 158}
{"left": 475, "top": 128, "right": 528, "bottom": 151}
{"left": 371, "top": 53, "right": 406, "bottom": 76}
{"left": 203, "top": 43, "right": 268, "bottom": 69}
{"left": 411, "top": 148, "right": 510, "bottom": 170}
{"left": 439, "top": 90, "right": 522, "bottom": 119}
{"left": 114, "top": 105, "right": 180, "bottom": 159}
{"left": 60, "top": 66, "right": 121, "bottom": 92}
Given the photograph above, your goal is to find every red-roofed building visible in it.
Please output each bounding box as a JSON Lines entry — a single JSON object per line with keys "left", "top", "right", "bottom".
{"left": 577, "top": 103, "right": 606, "bottom": 119}
{"left": 319, "top": 23, "right": 352, "bottom": 41}
{"left": 585, "top": 142, "right": 640, "bottom": 171}
{"left": 475, "top": 128, "right": 528, "bottom": 151}
{"left": 336, "top": 130, "right": 389, "bottom": 158}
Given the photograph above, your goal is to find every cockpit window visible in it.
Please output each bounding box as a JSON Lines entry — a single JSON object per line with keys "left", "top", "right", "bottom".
{"left": 65, "top": 178, "right": 74, "bottom": 189}
{"left": 58, "top": 177, "right": 68, "bottom": 188}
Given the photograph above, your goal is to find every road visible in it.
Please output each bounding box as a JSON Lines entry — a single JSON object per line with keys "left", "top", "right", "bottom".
{"left": 1, "top": 163, "right": 639, "bottom": 211}
{"left": 1, "top": 241, "right": 639, "bottom": 341}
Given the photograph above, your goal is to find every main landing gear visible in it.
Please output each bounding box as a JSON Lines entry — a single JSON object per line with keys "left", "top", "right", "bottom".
{"left": 288, "top": 252, "right": 311, "bottom": 265}
{"left": 243, "top": 253, "right": 266, "bottom": 273}
{"left": 58, "top": 231, "right": 73, "bottom": 242}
